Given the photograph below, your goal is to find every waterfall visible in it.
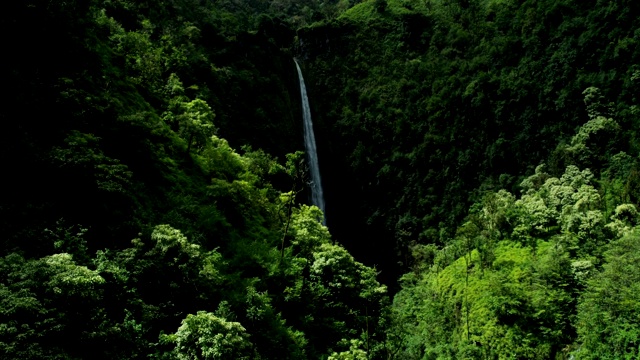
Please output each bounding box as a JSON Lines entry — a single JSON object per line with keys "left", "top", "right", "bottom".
{"left": 294, "top": 59, "right": 326, "bottom": 222}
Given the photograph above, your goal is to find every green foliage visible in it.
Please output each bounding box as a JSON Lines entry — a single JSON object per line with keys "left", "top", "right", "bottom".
{"left": 290, "top": 205, "right": 332, "bottom": 251}
{"left": 170, "top": 311, "right": 254, "bottom": 360}
{"left": 388, "top": 131, "right": 640, "bottom": 358}
{"left": 50, "top": 130, "right": 134, "bottom": 195}
{"left": 150, "top": 224, "right": 224, "bottom": 284}
{"left": 299, "top": 0, "right": 640, "bottom": 284}
{"left": 274, "top": 204, "right": 389, "bottom": 358}
{"left": 606, "top": 204, "right": 640, "bottom": 238}
{"left": 5, "top": 0, "right": 640, "bottom": 358}
{"left": 0, "top": 0, "right": 391, "bottom": 358}
{"left": 44, "top": 220, "right": 91, "bottom": 264}
{"left": 583, "top": 87, "right": 613, "bottom": 120}
{"left": 390, "top": 238, "right": 577, "bottom": 359}
{"left": 0, "top": 253, "right": 109, "bottom": 359}
{"left": 328, "top": 339, "right": 368, "bottom": 360}
{"left": 575, "top": 230, "right": 640, "bottom": 359}
{"left": 162, "top": 76, "right": 217, "bottom": 153}
{"left": 44, "top": 253, "right": 105, "bottom": 296}
{"left": 510, "top": 165, "right": 606, "bottom": 256}
{"left": 556, "top": 114, "right": 621, "bottom": 170}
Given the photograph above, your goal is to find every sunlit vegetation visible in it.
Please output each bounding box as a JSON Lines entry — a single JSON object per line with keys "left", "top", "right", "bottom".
{"left": 2, "top": 0, "right": 640, "bottom": 358}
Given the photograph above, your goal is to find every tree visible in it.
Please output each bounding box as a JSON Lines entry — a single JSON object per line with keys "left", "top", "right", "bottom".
{"left": 574, "top": 230, "right": 640, "bottom": 359}
{"left": 328, "top": 339, "right": 368, "bottom": 360}
{"left": 180, "top": 99, "right": 216, "bottom": 153}
{"left": 170, "top": 311, "right": 254, "bottom": 360}
{"left": 0, "top": 253, "right": 107, "bottom": 359}
{"left": 297, "top": 241, "right": 387, "bottom": 358}
{"left": 161, "top": 74, "right": 217, "bottom": 153}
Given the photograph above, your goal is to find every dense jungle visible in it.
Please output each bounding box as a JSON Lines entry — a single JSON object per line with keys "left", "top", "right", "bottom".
{"left": 2, "top": 0, "right": 640, "bottom": 358}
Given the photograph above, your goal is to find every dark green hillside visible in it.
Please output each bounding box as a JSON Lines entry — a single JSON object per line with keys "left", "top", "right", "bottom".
{"left": 0, "top": 1, "right": 386, "bottom": 359}
{"left": 2, "top": 0, "right": 640, "bottom": 358}
{"left": 297, "top": 0, "right": 640, "bottom": 285}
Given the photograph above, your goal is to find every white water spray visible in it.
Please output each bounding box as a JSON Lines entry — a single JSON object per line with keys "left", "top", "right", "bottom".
{"left": 294, "top": 59, "right": 326, "bottom": 221}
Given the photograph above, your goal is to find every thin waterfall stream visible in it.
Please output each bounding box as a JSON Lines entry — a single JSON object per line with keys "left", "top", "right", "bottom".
{"left": 294, "top": 59, "right": 326, "bottom": 222}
